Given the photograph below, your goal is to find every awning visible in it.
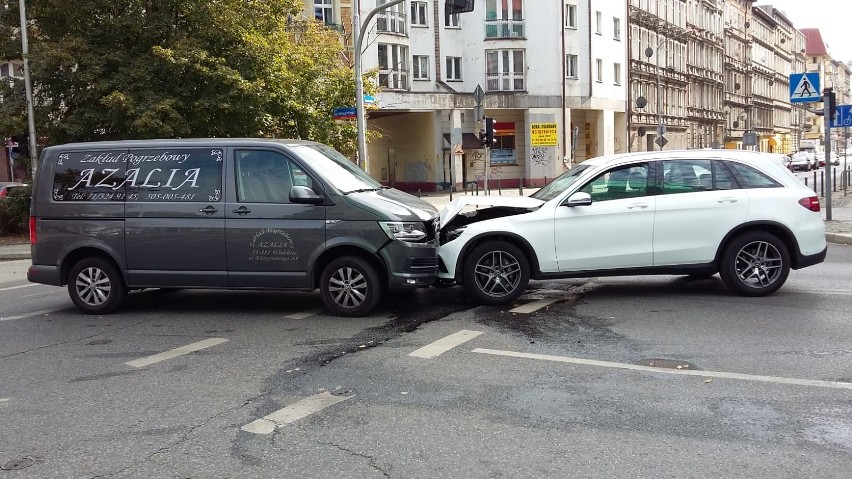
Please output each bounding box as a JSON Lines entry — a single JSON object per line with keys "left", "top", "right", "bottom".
{"left": 764, "top": 135, "right": 781, "bottom": 147}
{"left": 442, "top": 133, "right": 483, "bottom": 150}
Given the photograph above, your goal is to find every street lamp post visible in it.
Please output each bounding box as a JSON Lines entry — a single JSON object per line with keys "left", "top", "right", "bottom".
{"left": 18, "top": 0, "right": 37, "bottom": 177}
{"left": 353, "top": 0, "right": 406, "bottom": 172}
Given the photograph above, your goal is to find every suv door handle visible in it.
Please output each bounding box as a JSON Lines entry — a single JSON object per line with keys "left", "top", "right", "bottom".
{"left": 627, "top": 203, "right": 648, "bottom": 209}
{"left": 717, "top": 197, "right": 738, "bottom": 203}
{"left": 233, "top": 206, "right": 251, "bottom": 215}
{"left": 199, "top": 205, "right": 218, "bottom": 215}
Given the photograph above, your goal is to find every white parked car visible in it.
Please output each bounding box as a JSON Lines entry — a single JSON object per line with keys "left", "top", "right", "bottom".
{"left": 437, "top": 149, "right": 827, "bottom": 305}
{"left": 789, "top": 151, "right": 815, "bottom": 171}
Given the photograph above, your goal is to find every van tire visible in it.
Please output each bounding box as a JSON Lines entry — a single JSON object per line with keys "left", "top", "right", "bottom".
{"left": 462, "top": 240, "right": 530, "bottom": 305}
{"left": 68, "top": 257, "right": 127, "bottom": 314}
{"left": 320, "top": 256, "right": 382, "bottom": 317}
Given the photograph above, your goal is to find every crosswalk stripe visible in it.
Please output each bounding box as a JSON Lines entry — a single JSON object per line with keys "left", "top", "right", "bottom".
{"left": 0, "top": 308, "right": 62, "bottom": 322}
{"left": 285, "top": 307, "right": 325, "bottom": 319}
{"left": 408, "top": 330, "right": 483, "bottom": 359}
{"left": 241, "top": 391, "right": 353, "bottom": 434}
{"left": 125, "top": 338, "right": 228, "bottom": 368}
{"left": 0, "top": 284, "right": 38, "bottom": 293}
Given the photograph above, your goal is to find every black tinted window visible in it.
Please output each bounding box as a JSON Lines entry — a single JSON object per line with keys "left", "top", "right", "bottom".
{"left": 52, "top": 150, "right": 128, "bottom": 202}
{"left": 726, "top": 162, "right": 782, "bottom": 189}
{"left": 126, "top": 148, "right": 223, "bottom": 202}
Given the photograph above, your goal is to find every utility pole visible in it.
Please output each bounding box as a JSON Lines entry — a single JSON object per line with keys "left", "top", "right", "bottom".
{"left": 18, "top": 0, "right": 38, "bottom": 177}
{"left": 824, "top": 87, "right": 835, "bottom": 221}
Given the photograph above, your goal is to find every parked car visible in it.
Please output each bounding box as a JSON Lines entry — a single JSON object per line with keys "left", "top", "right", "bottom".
{"left": 789, "top": 151, "right": 814, "bottom": 171}
{"left": 818, "top": 151, "right": 840, "bottom": 167}
{"left": 28, "top": 139, "right": 439, "bottom": 316}
{"left": 0, "top": 181, "right": 26, "bottom": 198}
{"left": 436, "top": 149, "right": 826, "bottom": 304}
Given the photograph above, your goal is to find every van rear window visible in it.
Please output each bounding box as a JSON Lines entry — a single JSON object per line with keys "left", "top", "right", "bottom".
{"left": 52, "top": 148, "right": 223, "bottom": 202}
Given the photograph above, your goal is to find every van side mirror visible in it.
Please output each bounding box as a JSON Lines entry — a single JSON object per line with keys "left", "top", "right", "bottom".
{"left": 289, "top": 185, "right": 324, "bottom": 205}
{"left": 564, "top": 191, "right": 592, "bottom": 207}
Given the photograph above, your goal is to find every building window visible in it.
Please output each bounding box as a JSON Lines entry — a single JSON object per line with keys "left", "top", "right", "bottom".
{"left": 485, "top": 0, "right": 524, "bottom": 38}
{"left": 595, "top": 11, "right": 602, "bottom": 35}
{"left": 446, "top": 57, "right": 462, "bottom": 81}
{"left": 486, "top": 49, "right": 525, "bottom": 91}
{"left": 377, "top": 0, "right": 407, "bottom": 35}
{"left": 613, "top": 62, "right": 621, "bottom": 85}
{"left": 566, "top": 54, "right": 578, "bottom": 78}
{"left": 411, "top": 1, "right": 428, "bottom": 27}
{"left": 314, "top": 0, "right": 333, "bottom": 23}
{"left": 596, "top": 58, "right": 603, "bottom": 83}
{"left": 613, "top": 17, "right": 621, "bottom": 41}
{"left": 413, "top": 55, "right": 429, "bottom": 80}
{"left": 445, "top": 11, "right": 460, "bottom": 27}
{"left": 565, "top": 3, "right": 577, "bottom": 28}
{"left": 378, "top": 43, "right": 409, "bottom": 90}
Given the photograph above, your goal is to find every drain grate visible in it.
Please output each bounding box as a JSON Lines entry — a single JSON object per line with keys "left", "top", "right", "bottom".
{"left": 1, "top": 457, "right": 35, "bottom": 471}
{"left": 639, "top": 358, "right": 698, "bottom": 370}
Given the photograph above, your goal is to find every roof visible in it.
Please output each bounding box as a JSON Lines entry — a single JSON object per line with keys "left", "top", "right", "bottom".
{"left": 581, "top": 149, "right": 786, "bottom": 168}
{"left": 800, "top": 28, "right": 828, "bottom": 56}
{"left": 41, "top": 138, "right": 317, "bottom": 151}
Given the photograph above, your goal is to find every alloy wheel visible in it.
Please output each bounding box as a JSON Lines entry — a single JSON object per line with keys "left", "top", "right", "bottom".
{"left": 473, "top": 250, "right": 522, "bottom": 298}
{"left": 734, "top": 240, "right": 783, "bottom": 289}
{"left": 328, "top": 266, "right": 368, "bottom": 309}
{"left": 75, "top": 266, "right": 112, "bottom": 307}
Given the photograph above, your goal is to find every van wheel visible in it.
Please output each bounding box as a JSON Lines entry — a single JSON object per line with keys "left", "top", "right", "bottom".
{"left": 463, "top": 240, "right": 530, "bottom": 305}
{"left": 719, "top": 232, "right": 790, "bottom": 297}
{"left": 320, "top": 256, "right": 382, "bottom": 317}
{"left": 68, "top": 257, "right": 127, "bottom": 314}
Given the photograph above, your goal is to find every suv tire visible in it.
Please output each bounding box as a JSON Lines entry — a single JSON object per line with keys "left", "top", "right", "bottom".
{"left": 463, "top": 240, "right": 530, "bottom": 305}
{"left": 719, "top": 231, "right": 790, "bottom": 297}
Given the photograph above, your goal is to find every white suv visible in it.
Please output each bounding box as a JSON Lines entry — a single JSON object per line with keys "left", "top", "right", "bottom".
{"left": 437, "top": 150, "right": 827, "bottom": 304}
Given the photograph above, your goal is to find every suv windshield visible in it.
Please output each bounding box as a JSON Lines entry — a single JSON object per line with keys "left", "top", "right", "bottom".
{"left": 530, "top": 164, "right": 592, "bottom": 201}
{"left": 291, "top": 144, "right": 383, "bottom": 194}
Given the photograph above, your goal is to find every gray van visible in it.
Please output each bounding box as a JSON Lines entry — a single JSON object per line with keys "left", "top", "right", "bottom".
{"left": 27, "top": 139, "right": 439, "bottom": 316}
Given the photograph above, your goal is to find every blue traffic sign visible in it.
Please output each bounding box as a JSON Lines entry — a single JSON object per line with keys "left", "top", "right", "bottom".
{"left": 789, "top": 72, "right": 821, "bottom": 103}
{"left": 831, "top": 104, "right": 852, "bottom": 128}
{"left": 333, "top": 107, "right": 357, "bottom": 120}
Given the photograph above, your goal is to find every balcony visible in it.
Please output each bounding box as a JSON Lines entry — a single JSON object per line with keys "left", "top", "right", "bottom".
{"left": 485, "top": 19, "right": 525, "bottom": 39}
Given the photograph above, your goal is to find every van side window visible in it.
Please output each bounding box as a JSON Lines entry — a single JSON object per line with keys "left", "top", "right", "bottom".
{"left": 52, "top": 150, "right": 128, "bottom": 202}
{"left": 126, "top": 148, "right": 224, "bottom": 202}
{"left": 236, "top": 150, "right": 309, "bottom": 203}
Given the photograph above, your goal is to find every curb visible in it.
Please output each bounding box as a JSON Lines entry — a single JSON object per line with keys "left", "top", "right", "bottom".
{"left": 826, "top": 233, "right": 852, "bottom": 246}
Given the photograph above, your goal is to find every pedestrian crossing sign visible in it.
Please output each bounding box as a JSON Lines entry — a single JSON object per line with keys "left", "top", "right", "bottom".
{"left": 789, "top": 72, "right": 821, "bottom": 103}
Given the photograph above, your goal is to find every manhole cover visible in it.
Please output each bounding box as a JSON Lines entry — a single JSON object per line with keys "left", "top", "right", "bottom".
{"left": 1, "top": 457, "right": 35, "bottom": 470}
{"left": 88, "top": 339, "right": 112, "bottom": 345}
{"left": 639, "top": 358, "right": 698, "bottom": 370}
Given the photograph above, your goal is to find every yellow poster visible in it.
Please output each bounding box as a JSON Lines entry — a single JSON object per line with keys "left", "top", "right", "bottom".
{"left": 530, "top": 123, "right": 558, "bottom": 146}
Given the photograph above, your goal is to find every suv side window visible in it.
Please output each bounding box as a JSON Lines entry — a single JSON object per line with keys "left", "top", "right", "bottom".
{"left": 726, "top": 162, "right": 782, "bottom": 189}
{"left": 661, "top": 159, "right": 739, "bottom": 193}
{"left": 580, "top": 163, "right": 649, "bottom": 202}
{"left": 236, "top": 150, "right": 312, "bottom": 203}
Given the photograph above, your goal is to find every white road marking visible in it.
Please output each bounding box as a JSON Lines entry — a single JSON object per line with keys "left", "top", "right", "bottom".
{"left": 473, "top": 348, "right": 852, "bottom": 391}
{"left": 408, "top": 330, "right": 483, "bottom": 359}
{"left": 0, "top": 283, "right": 38, "bottom": 293}
{"left": 0, "top": 398, "right": 10, "bottom": 403}
{"left": 510, "top": 297, "right": 562, "bottom": 314}
{"left": 125, "top": 338, "right": 228, "bottom": 368}
{"left": 0, "top": 308, "right": 62, "bottom": 322}
{"left": 241, "top": 391, "right": 353, "bottom": 434}
{"left": 285, "top": 307, "right": 325, "bottom": 320}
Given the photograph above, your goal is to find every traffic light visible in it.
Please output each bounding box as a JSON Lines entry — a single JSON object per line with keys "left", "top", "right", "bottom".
{"left": 480, "top": 117, "right": 495, "bottom": 148}
{"left": 826, "top": 88, "right": 837, "bottom": 122}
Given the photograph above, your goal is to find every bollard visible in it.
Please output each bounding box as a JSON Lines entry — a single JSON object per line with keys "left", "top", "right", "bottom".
{"left": 804, "top": 176, "right": 808, "bottom": 187}
{"left": 417, "top": 188, "right": 421, "bottom": 198}
{"left": 833, "top": 169, "right": 837, "bottom": 192}
{"left": 498, "top": 179, "right": 502, "bottom": 195}
{"left": 820, "top": 171, "right": 824, "bottom": 197}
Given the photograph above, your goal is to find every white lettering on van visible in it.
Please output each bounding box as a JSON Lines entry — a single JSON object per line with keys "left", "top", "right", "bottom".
{"left": 122, "top": 168, "right": 140, "bottom": 187}
{"left": 142, "top": 168, "right": 162, "bottom": 187}
{"left": 94, "top": 168, "right": 120, "bottom": 188}
{"left": 170, "top": 168, "right": 200, "bottom": 190}
{"left": 68, "top": 169, "right": 95, "bottom": 189}
{"left": 162, "top": 169, "right": 180, "bottom": 189}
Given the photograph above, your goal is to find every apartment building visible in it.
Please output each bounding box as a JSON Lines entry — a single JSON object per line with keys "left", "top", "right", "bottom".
{"left": 302, "top": 0, "right": 627, "bottom": 190}
{"left": 749, "top": 6, "right": 780, "bottom": 153}
{"left": 722, "top": 0, "right": 752, "bottom": 149}
{"left": 685, "top": 0, "right": 724, "bottom": 149}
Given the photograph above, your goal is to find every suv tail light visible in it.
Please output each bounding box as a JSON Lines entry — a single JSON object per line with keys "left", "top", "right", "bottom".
{"left": 29, "top": 216, "right": 36, "bottom": 244}
{"left": 798, "top": 196, "right": 820, "bottom": 212}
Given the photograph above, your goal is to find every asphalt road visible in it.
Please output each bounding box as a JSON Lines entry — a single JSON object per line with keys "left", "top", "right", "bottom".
{"left": 1, "top": 245, "right": 851, "bottom": 478}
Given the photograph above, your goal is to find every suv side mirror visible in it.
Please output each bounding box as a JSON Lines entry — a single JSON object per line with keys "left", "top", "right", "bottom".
{"left": 564, "top": 191, "right": 592, "bottom": 207}
{"left": 289, "top": 185, "right": 324, "bottom": 205}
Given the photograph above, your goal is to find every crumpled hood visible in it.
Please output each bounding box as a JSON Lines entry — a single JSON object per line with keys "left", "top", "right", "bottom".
{"left": 439, "top": 195, "right": 544, "bottom": 228}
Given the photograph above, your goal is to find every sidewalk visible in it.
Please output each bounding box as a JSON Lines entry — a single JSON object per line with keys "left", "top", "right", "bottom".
{"left": 1, "top": 188, "right": 850, "bottom": 262}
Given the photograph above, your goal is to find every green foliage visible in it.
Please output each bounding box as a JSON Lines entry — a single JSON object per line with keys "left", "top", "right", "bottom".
{"left": 0, "top": 185, "right": 32, "bottom": 235}
{"left": 0, "top": 0, "right": 373, "bottom": 156}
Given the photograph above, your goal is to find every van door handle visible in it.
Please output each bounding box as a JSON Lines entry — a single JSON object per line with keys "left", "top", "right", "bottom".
{"left": 232, "top": 206, "right": 251, "bottom": 215}
{"left": 199, "top": 205, "right": 218, "bottom": 215}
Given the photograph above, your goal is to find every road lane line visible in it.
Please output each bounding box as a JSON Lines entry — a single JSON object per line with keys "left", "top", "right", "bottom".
{"left": 241, "top": 391, "right": 353, "bottom": 434}
{"left": 125, "top": 338, "right": 228, "bottom": 368}
{"left": 0, "top": 284, "right": 38, "bottom": 293}
{"left": 473, "top": 348, "right": 852, "bottom": 391}
{"left": 510, "top": 297, "right": 562, "bottom": 314}
{"left": 408, "top": 330, "right": 483, "bottom": 359}
{"left": 286, "top": 307, "right": 325, "bottom": 320}
{"left": 1, "top": 308, "right": 63, "bottom": 322}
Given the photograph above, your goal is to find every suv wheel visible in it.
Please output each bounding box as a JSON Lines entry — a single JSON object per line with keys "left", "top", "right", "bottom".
{"left": 719, "top": 231, "right": 790, "bottom": 296}
{"left": 68, "top": 257, "right": 127, "bottom": 314}
{"left": 320, "top": 256, "right": 382, "bottom": 317}
{"left": 463, "top": 240, "right": 530, "bottom": 305}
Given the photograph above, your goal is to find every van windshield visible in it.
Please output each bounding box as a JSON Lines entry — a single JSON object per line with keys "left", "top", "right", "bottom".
{"left": 291, "top": 144, "right": 383, "bottom": 194}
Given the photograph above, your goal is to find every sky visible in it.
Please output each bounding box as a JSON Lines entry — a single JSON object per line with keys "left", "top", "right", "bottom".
{"left": 756, "top": 0, "right": 850, "bottom": 63}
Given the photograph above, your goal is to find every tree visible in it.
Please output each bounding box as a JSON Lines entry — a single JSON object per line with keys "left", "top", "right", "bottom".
{"left": 0, "top": 0, "right": 375, "bottom": 155}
